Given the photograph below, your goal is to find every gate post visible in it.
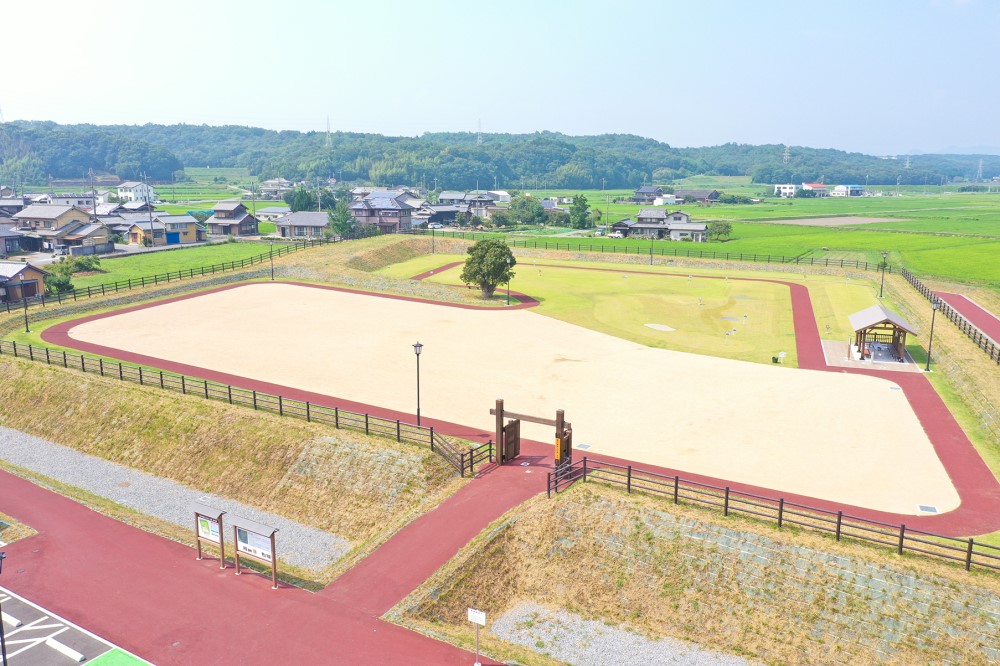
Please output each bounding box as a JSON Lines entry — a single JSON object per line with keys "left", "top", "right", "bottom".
{"left": 495, "top": 398, "right": 505, "bottom": 464}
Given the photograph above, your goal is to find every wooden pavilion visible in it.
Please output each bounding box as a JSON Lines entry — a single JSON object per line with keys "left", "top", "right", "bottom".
{"left": 848, "top": 305, "right": 917, "bottom": 361}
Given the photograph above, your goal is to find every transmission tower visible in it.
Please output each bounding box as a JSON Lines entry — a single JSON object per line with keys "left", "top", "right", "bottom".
{"left": 977, "top": 159, "right": 984, "bottom": 180}
{"left": 904, "top": 156, "right": 911, "bottom": 169}
{"left": 782, "top": 145, "right": 791, "bottom": 164}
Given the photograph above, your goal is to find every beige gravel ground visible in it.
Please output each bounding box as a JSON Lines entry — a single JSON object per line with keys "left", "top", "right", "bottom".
{"left": 67, "top": 283, "right": 959, "bottom": 514}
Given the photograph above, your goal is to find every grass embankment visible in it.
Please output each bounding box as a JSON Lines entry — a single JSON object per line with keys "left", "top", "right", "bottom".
{"left": 66, "top": 242, "right": 274, "bottom": 289}
{"left": 394, "top": 483, "right": 1000, "bottom": 665}
{"left": 0, "top": 509, "right": 36, "bottom": 543}
{"left": 0, "top": 356, "right": 464, "bottom": 584}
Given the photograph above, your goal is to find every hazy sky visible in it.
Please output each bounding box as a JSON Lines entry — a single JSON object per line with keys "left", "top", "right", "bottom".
{"left": 5, "top": 0, "right": 998, "bottom": 155}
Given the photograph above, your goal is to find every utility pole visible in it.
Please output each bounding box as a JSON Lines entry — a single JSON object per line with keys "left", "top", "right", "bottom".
{"left": 142, "top": 171, "right": 155, "bottom": 246}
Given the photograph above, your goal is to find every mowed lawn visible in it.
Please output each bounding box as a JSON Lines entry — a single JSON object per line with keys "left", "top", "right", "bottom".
{"left": 70, "top": 243, "right": 273, "bottom": 289}
{"left": 382, "top": 256, "right": 882, "bottom": 365}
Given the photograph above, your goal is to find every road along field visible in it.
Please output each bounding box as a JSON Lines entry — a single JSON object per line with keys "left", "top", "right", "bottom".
{"left": 55, "top": 282, "right": 959, "bottom": 516}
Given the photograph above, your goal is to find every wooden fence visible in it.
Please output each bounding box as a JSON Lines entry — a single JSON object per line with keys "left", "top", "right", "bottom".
{"left": 901, "top": 267, "right": 1000, "bottom": 365}
{"left": 0, "top": 338, "right": 491, "bottom": 478}
{"left": 547, "top": 457, "right": 1000, "bottom": 575}
{"left": 408, "top": 229, "right": 890, "bottom": 271}
{"left": 2, "top": 236, "right": 347, "bottom": 315}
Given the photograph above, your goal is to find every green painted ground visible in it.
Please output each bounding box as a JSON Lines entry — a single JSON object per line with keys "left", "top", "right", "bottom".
{"left": 88, "top": 648, "right": 152, "bottom": 665}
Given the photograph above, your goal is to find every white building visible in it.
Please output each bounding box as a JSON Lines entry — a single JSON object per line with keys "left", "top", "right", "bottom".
{"left": 117, "top": 181, "right": 157, "bottom": 202}
{"left": 653, "top": 194, "right": 678, "bottom": 206}
{"left": 774, "top": 183, "right": 799, "bottom": 198}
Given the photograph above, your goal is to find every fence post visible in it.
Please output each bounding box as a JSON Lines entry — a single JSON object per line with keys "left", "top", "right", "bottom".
{"left": 99, "top": 358, "right": 103, "bottom": 375}
{"left": 29, "top": 345, "right": 34, "bottom": 362}
{"left": 138, "top": 366, "right": 143, "bottom": 385}
{"left": 966, "top": 538, "right": 974, "bottom": 571}
{"left": 835, "top": 511, "right": 843, "bottom": 541}
{"left": 365, "top": 413, "right": 369, "bottom": 435}
{"left": 119, "top": 362, "right": 124, "bottom": 380}
{"left": 778, "top": 498, "right": 784, "bottom": 527}
{"left": 396, "top": 420, "right": 401, "bottom": 442}
{"left": 673, "top": 476, "right": 679, "bottom": 504}
{"left": 306, "top": 402, "right": 311, "bottom": 422}
{"left": 45, "top": 348, "right": 50, "bottom": 364}
{"left": 81, "top": 356, "right": 85, "bottom": 372}
{"left": 547, "top": 472, "right": 552, "bottom": 498}
{"left": 181, "top": 375, "right": 186, "bottom": 394}
{"left": 627, "top": 465, "right": 632, "bottom": 494}
{"left": 253, "top": 390, "right": 257, "bottom": 410}
{"left": 228, "top": 385, "right": 233, "bottom": 404}
{"left": 335, "top": 407, "right": 339, "bottom": 428}
{"left": 724, "top": 487, "right": 730, "bottom": 516}
{"left": 160, "top": 371, "right": 164, "bottom": 388}
{"left": 62, "top": 350, "right": 67, "bottom": 367}
{"left": 897, "top": 524, "right": 906, "bottom": 555}
{"left": 582, "top": 457, "right": 588, "bottom": 482}
{"left": 278, "top": 395, "right": 283, "bottom": 416}
{"left": 204, "top": 380, "right": 209, "bottom": 399}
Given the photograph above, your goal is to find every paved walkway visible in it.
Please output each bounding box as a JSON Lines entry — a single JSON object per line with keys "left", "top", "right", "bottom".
{"left": 7, "top": 260, "right": 1000, "bottom": 665}
{"left": 938, "top": 292, "right": 1000, "bottom": 343}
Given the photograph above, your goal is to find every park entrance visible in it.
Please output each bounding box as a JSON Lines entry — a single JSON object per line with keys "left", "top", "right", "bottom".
{"left": 491, "top": 398, "right": 573, "bottom": 467}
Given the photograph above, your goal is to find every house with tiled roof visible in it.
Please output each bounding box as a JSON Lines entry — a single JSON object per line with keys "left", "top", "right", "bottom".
{"left": 117, "top": 181, "right": 157, "bottom": 202}
{"left": 349, "top": 191, "right": 415, "bottom": 233}
{"left": 612, "top": 210, "right": 705, "bottom": 241}
{"left": 631, "top": 186, "right": 664, "bottom": 204}
{"left": 0, "top": 261, "right": 49, "bottom": 301}
{"left": 276, "top": 211, "right": 329, "bottom": 239}
{"left": 204, "top": 202, "right": 259, "bottom": 236}
{"left": 674, "top": 189, "right": 720, "bottom": 203}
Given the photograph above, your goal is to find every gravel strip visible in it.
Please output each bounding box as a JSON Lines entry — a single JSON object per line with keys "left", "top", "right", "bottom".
{"left": 491, "top": 602, "right": 754, "bottom": 666}
{"left": 0, "top": 426, "right": 351, "bottom": 570}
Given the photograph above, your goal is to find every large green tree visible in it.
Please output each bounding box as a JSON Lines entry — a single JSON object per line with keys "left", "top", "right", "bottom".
{"left": 506, "top": 194, "right": 547, "bottom": 226}
{"left": 569, "top": 193, "right": 590, "bottom": 229}
{"left": 327, "top": 186, "right": 354, "bottom": 237}
{"left": 460, "top": 238, "right": 516, "bottom": 298}
{"left": 707, "top": 221, "right": 733, "bottom": 241}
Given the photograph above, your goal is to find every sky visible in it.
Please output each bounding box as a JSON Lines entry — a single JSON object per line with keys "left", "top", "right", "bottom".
{"left": 5, "top": 0, "right": 999, "bottom": 155}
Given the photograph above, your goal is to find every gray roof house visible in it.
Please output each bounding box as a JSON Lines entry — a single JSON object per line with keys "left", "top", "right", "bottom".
{"left": 276, "top": 211, "right": 329, "bottom": 238}
{"left": 349, "top": 191, "right": 415, "bottom": 233}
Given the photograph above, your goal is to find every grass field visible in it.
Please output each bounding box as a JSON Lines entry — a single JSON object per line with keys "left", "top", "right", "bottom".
{"left": 379, "top": 253, "right": 882, "bottom": 366}
{"left": 67, "top": 242, "right": 272, "bottom": 289}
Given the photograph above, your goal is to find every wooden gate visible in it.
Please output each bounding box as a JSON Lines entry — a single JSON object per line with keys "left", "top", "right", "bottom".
{"left": 491, "top": 398, "right": 571, "bottom": 467}
{"left": 502, "top": 418, "right": 521, "bottom": 464}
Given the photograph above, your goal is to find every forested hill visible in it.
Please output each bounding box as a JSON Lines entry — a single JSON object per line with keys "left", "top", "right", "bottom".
{"left": 2, "top": 120, "right": 998, "bottom": 189}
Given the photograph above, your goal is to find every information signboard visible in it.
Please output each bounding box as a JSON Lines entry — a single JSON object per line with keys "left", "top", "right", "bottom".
{"left": 236, "top": 526, "right": 273, "bottom": 562}
{"left": 190, "top": 502, "right": 226, "bottom": 569}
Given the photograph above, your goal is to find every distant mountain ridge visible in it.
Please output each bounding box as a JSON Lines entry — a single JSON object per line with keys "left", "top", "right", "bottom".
{"left": 2, "top": 120, "right": 998, "bottom": 189}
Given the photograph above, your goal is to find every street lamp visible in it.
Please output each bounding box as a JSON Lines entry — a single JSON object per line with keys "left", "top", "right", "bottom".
{"left": 269, "top": 240, "right": 275, "bottom": 281}
{"left": 506, "top": 256, "right": 511, "bottom": 306}
{"left": 925, "top": 300, "right": 939, "bottom": 371}
{"left": 879, "top": 250, "right": 888, "bottom": 298}
{"left": 413, "top": 342, "right": 423, "bottom": 425}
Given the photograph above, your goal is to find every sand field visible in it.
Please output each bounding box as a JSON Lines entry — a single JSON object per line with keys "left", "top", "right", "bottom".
{"left": 66, "top": 283, "right": 959, "bottom": 515}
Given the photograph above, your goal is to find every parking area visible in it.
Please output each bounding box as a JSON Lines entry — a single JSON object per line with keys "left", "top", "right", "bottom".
{"left": 1, "top": 587, "right": 148, "bottom": 665}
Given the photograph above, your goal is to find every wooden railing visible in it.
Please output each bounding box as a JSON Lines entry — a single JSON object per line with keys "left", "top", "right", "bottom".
{"left": 0, "top": 338, "right": 487, "bottom": 477}
{"left": 547, "top": 457, "right": 1000, "bottom": 574}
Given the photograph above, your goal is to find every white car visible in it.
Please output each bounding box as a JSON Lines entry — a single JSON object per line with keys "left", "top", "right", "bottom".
{"left": 427, "top": 223, "right": 443, "bottom": 229}
{"left": 607, "top": 231, "right": 624, "bottom": 239}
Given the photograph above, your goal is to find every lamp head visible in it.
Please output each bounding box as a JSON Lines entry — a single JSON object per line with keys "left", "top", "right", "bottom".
{"left": 932, "top": 300, "right": 940, "bottom": 311}
{"left": 413, "top": 341, "right": 423, "bottom": 356}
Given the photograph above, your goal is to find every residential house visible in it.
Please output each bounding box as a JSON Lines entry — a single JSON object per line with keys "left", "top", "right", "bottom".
{"left": 437, "top": 191, "right": 467, "bottom": 205}
{"left": 256, "top": 205, "right": 291, "bottom": 222}
{"left": 12, "top": 204, "right": 93, "bottom": 251}
{"left": 0, "top": 198, "right": 27, "bottom": 217}
{"left": 127, "top": 220, "right": 166, "bottom": 246}
{"left": 120, "top": 201, "right": 156, "bottom": 213}
{"left": 674, "top": 189, "right": 720, "bottom": 203}
{"left": 631, "top": 186, "right": 664, "bottom": 204}
{"left": 276, "top": 211, "right": 329, "bottom": 238}
{"left": 349, "top": 190, "right": 415, "bottom": 233}
{"left": 260, "top": 178, "right": 293, "bottom": 199}
{"left": 801, "top": 183, "right": 828, "bottom": 196}
{"left": 49, "top": 193, "right": 96, "bottom": 207}
{"left": 95, "top": 189, "right": 117, "bottom": 204}
{"left": 831, "top": 184, "right": 864, "bottom": 197}
{"left": 0, "top": 225, "right": 22, "bottom": 255}
{"left": 126, "top": 215, "right": 205, "bottom": 246}
{"left": 95, "top": 203, "right": 124, "bottom": 216}
{"left": 0, "top": 186, "right": 13, "bottom": 197}
{"left": 653, "top": 195, "right": 678, "bottom": 206}
{"left": 774, "top": 184, "right": 799, "bottom": 198}
{"left": 0, "top": 261, "right": 49, "bottom": 301}
{"left": 487, "top": 190, "right": 511, "bottom": 203}
{"left": 204, "top": 202, "right": 259, "bottom": 236}
{"left": 117, "top": 181, "right": 157, "bottom": 202}
{"left": 611, "top": 210, "right": 706, "bottom": 241}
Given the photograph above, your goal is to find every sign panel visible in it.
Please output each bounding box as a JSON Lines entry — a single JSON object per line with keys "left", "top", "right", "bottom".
{"left": 197, "top": 515, "right": 220, "bottom": 541}
{"left": 467, "top": 608, "right": 486, "bottom": 626}
{"left": 236, "top": 526, "right": 273, "bottom": 562}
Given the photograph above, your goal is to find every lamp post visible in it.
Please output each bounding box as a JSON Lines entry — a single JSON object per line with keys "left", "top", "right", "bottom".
{"left": 413, "top": 342, "right": 423, "bottom": 425}
{"left": 925, "top": 300, "right": 939, "bottom": 372}
{"left": 269, "top": 239, "right": 275, "bottom": 281}
{"left": 879, "top": 250, "right": 888, "bottom": 298}
{"left": 0, "top": 551, "right": 7, "bottom": 666}
{"left": 506, "top": 256, "right": 511, "bottom": 306}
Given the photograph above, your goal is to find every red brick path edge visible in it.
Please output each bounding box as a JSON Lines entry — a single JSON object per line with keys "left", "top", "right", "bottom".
{"left": 40, "top": 272, "right": 1000, "bottom": 535}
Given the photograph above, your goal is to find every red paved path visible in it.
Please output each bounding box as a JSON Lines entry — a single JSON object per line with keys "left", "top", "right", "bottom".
{"left": 8, "top": 262, "right": 1000, "bottom": 664}
{"left": 938, "top": 292, "right": 1000, "bottom": 343}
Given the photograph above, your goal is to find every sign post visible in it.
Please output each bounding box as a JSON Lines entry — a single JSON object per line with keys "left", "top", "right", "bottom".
{"left": 230, "top": 516, "right": 280, "bottom": 589}
{"left": 191, "top": 502, "right": 226, "bottom": 569}
{"left": 467, "top": 607, "right": 486, "bottom": 666}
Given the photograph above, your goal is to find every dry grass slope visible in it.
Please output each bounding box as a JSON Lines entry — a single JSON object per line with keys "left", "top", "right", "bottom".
{"left": 0, "top": 356, "right": 464, "bottom": 581}
{"left": 396, "top": 484, "right": 1000, "bottom": 666}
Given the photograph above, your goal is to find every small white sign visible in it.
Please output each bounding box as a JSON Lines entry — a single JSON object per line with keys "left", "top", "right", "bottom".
{"left": 236, "top": 527, "right": 273, "bottom": 562}
{"left": 467, "top": 608, "right": 486, "bottom": 626}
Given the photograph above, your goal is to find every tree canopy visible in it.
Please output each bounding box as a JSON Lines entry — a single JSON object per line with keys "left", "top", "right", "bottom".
{"left": 459, "top": 238, "right": 516, "bottom": 298}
